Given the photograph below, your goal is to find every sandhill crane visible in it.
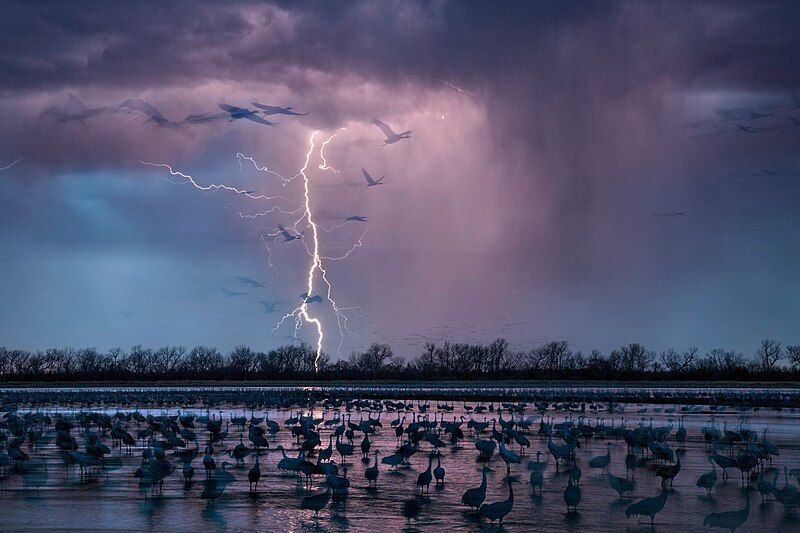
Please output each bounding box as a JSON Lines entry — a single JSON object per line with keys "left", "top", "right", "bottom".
{"left": 475, "top": 438, "right": 496, "bottom": 460}
{"left": 336, "top": 434, "right": 354, "bottom": 463}
{"left": 773, "top": 468, "right": 800, "bottom": 509}
{"left": 361, "top": 433, "right": 371, "bottom": 459}
{"left": 588, "top": 443, "right": 611, "bottom": 471}
{"left": 712, "top": 448, "right": 737, "bottom": 479}
{"left": 529, "top": 451, "right": 545, "bottom": 495}
{"left": 499, "top": 441, "right": 521, "bottom": 474}
{"left": 675, "top": 417, "right": 687, "bottom": 449}
{"left": 480, "top": 478, "right": 517, "bottom": 525}
{"left": 230, "top": 435, "right": 250, "bottom": 465}
{"left": 370, "top": 117, "right": 411, "bottom": 145}
{"left": 703, "top": 491, "right": 750, "bottom": 532}
{"left": 301, "top": 486, "right": 331, "bottom": 516}
{"left": 626, "top": 488, "right": 668, "bottom": 526}
{"left": 218, "top": 102, "right": 276, "bottom": 126}
{"left": 361, "top": 168, "right": 385, "bottom": 187}
{"left": 655, "top": 455, "right": 681, "bottom": 487}
{"left": 248, "top": 454, "right": 261, "bottom": 492}
{"left": 182, "top": 459, "right": 194, "bottom": 484}
{"left": 326, "top": 467, "right": 350, "bottom": 496}
{"left": 696, "top": 457, "right": 718, "bottom": 494}
{"left": 607, "top": 471, "right": 635, "bottom": 499}
{"left": 203, "top": 443, "right": 216, "bottom": 478}
{"left": 365, "top": 451, "right": 380, "bottom": 486}
{"left": 417, "top": 454, "right": 434, "bottom": 494}
{"left": 462, "top": 466, "right": 491, "bottom": 510}
{"left": 434, "top": 452, "right": 445, "bottom": 485}
{"left": 756, "top": 467, "right": 777, "bottom": 503}
{"left": 563, "top": 477, "right": 581, "bottom": 512}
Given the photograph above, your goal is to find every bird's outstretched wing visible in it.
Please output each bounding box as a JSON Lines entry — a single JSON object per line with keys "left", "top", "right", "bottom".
{"left": 218, "top": 102, "right": 239, "bottom": 113}
{"left": 370, "top": 117, "right": 397, "bottom": 138}
{"left": 361, "top": 168, "right": 374, "bottom": 184}
{"left": 183, "top": 113, "right": 227, "bottom": 125}
{"left": 252, "top": 103, "right": 308, "bottom": 116}
{"left": 243, "top": 114, "right": 277, "bottom": 126}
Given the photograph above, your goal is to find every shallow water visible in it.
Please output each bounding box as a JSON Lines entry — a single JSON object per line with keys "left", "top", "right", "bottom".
{"left": 1, "top": 389, "right": 799, "bottom": 531}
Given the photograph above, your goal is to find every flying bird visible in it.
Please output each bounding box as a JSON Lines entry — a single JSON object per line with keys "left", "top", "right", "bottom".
{"left": 251, "top": 103, "right": 308, "bottom": 116}
{"left": 41, "top": 106, "right": 109, "bottom": 125}
{"left": 119, "top": 99, "right": 181, "bottom": 128}
{"left": 730, "top": 169, "right": 778, "bottom": 178}
{"left": 361, "top": 168, "right": 385, "bottom": 187}
{"left": 654, "top": 212, "right": 686, "bottom": 218}
{"left": 238, "top": 190, "right": 258, "bottom": 195}
{"left": 222, "top": 288, "right": 246, "bottom": 298}
{"left": 749, "top": 111, "right": 773, "bottom": 120}
{"left": 182, "top": 112, "right": 227, "bottom": 125}
{"left": 346, "top": 216, "right": 368, "bottom": 222}
{"left": 277, "top": 224, "right": 303, "bottom": 242}
{"left": 737, "top": 123, "right": 780, "bottom": 134}
{"left": 714, "top": 107, "right": 752, "bottom": 122}
{"left": 40, "top": 93, "right": 111, "bottom": 127}
{"left": 237, "top": 277, "right": 265, "bottom": 288}
{"left": 259, "top": 301, "right": 279, "bottom": 314}
{"left": 299, "top": 292, "right": 324, "bottom": 304}
{"left": 370, "top": 117, "right": 412, "bottom": 145}
{"left": 218, "top": 103, "right": 277, "bottom": 126}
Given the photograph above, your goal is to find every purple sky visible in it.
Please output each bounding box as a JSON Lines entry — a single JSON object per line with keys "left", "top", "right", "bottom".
{"left": 1, "top": 1, "right": 799, "bottom": 359}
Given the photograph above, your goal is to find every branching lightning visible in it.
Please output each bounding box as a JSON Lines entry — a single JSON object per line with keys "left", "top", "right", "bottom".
{"left": 143, "top": 128, "right": 365, "bottom": 371}
{"left": 318, "top": 128, "right": 344, "bottom": 173}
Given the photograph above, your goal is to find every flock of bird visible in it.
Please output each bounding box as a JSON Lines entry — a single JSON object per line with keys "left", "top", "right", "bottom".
{"left": 1, "top": 392, "right": 798, "bottom": 531}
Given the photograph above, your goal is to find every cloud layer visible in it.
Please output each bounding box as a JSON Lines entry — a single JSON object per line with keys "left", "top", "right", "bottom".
{"left": 1, "top": 1, "right": 799, "bottom": 357}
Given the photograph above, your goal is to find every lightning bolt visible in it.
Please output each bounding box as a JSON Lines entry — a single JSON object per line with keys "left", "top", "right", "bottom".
{"left": 139, "top": 161, "right": 290, "bottom": 203}
{"left": 296, "top": 131, "right": 325, "bottom": 370}
{"left": 318, "top": 128, "right": 344, "bottom": 173}
{"left": 144, "top": 129, "right": 366, "bottom": 371}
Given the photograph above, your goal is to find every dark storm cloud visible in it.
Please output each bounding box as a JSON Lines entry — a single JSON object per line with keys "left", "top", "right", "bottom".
{"left": 1, "top": 1, "right": 800, "bottom": 355}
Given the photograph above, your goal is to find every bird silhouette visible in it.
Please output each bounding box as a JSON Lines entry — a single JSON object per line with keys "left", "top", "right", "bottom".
{"left": 218, "top": 103, "right": 277, "bottom": 125}
{"left": 361, "top": 168, "right": 385, "bottom": 187}
{"left": 626, "top": 488, "right": 668, "bottom": 526}
{"left": 462, "top": 466, "right": 491, "bottom": 510}
{"left": 222, "top": 288, "right": 246, "bottom": 298}
{"left": 237, "top": 276, "right": 265, "bottom": 288}
{"left": 370, "top": 117, "right": 412, "bottom": 144}
{"left": 277, "top": 224, "right": 303, "bottom": 242}
{"left": 259, "top": 301, "right": 279, "bottom": 314}
{"left": 703, "top": 491, "right": 750, "bottom": 532}
{"left": 480, "top": 478, "right": 517, "bottom": 525}
{"left": 251, "top": 103, "right": 308, "bottom": 116}
{"left": 563, "top": 476, "right": 581, "bottom": 513}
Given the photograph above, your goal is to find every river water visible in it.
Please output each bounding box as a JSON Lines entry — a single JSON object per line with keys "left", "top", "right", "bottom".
{"left": 0, "top": 387, "right": 798, "bottom": 531}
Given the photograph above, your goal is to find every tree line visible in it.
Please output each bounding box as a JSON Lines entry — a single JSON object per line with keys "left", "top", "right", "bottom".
{"left": 0, "top": 338, "right": 799, "bottom": 382}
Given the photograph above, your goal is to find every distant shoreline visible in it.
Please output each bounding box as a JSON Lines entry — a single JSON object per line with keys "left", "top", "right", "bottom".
{"left": 2, "top": 379, "right": 800, "bottom": 388}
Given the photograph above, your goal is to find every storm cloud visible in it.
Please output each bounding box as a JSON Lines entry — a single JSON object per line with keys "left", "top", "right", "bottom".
{"left": 1, "top": 1, "right": 799, "bottom": 357}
